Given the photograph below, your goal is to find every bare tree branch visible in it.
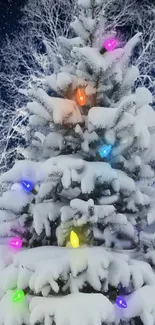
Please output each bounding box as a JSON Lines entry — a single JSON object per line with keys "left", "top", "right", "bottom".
{"left": 103, "top": 0, "right": 155, "bottom": 98}
{"left": 0, "top": 0, "right": 76, "bottom": 174}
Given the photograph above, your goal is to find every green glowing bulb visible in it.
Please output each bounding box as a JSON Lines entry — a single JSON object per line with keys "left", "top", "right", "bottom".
{"left": 13, "top": 289, "right": 25, "bottom": 302}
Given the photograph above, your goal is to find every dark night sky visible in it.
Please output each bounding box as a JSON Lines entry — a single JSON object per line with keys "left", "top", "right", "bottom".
{"left": 0, "top": 0, "right": 27, "bottom": 43}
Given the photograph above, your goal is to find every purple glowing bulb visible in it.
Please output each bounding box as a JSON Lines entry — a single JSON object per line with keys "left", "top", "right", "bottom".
{"left": 9, "top": 237, "right": 23, "bottom": 250}
{"left": 115, "top": 296, "right": 127, "bottom": 309}
{"left": 104, "top": 38, "right": 118, "bottom": 51}
{"left": 21, "top": 180, "right": 34, "bottom": 193}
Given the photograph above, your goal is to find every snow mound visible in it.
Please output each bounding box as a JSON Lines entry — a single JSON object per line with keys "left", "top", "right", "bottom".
{"left": 30, "top": 292, "right": 114, "bottom": 325}
{"left": 122, "top": 285, "right": 155, "bottom": 325}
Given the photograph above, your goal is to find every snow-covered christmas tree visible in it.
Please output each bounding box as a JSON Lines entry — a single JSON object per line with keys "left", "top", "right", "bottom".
{"left": 1, "top": 0, "right": 155, "bottom": 324}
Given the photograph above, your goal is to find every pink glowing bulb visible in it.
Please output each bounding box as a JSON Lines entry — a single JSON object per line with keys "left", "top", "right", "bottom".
{"left": 9, "top": 238, "right": 23, "bottom": 250}
{"left": 104, "top": 38, "right": 118, "bottom": 51}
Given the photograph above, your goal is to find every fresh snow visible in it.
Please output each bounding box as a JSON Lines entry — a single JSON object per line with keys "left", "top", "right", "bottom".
{"left": 30, "top": 293, "right": 114, "bottom": 325}
{"left": 72, "top": 47, "right": 124, "bottom": 74}
{"left": 135, "top": 87, "right": 153, "bottom": 108}
{"left": 29, "top": 88, "right": 83, "bottom": 125}
{"left": 0, "top": 160, "right": 44, "bottom": 183}
{"left": 1, "top": 246, "right": 154, "bottom": 295}
{"left": 0, "top": 190, "right": 33, "bottom": 213}
{"left": 27, "top": 101, "right": 51, "bottom": 121}
{"left": 0, "top": 290, "right": 30, "bottom": 325}
{"left": 30, "top": 202, "right": 63, "bottom": 236}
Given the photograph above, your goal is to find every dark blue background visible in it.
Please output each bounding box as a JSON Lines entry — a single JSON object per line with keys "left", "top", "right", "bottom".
{"left": 0, "top": 0, "right": 27, "bottom": 45}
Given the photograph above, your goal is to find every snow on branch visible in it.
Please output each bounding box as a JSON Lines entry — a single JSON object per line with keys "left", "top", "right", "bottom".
{"left": 0, "top": 190, "right": 33, "bottom": 214}
{"left": 0, "top": 289, "right": 114, "bottom": 325}
{"left": 122, "top": 285, "right": 155, "bottom": 325}
{"left": 102, "top": 0, "right": 155, "bottom": 100}
{"left": 0, "top": 155, "right": 137, "bottom": 199}
{"left": 30, "top": 202, "right": 64, "bottom": 236}
{"left": 87, "top": 95, "right": 136, "bottom": 132}
{"left": 122, "top": 32, "right": 142, "bottom": 65}
{"left": 0, "top": 246, "right": 110, "bottom": 292}
{"left": 0, "top": 243, "right": 155, "bottom": 325}
{"left": 68, "top": 198, "right": 115, "bottom": 226}
{"left": 28, "top": 88, "right": 83, "bottom": 125}
{"left": 30, "top": 292, "right": 114, "bottom": 325}
{"left": 106, "top": 258, "right": 155, "bottom": 290}
{"left": 1, "top": 246, "right": 155, "bottom": 298}
{"left": 71, "top": 46, "right": 124, "bottom": 74}
{"left": 0, "top": 160, "right": 44, "bottom": 184}
{"left": 1, "top": 285, "right": 155, "bottom": 325}
{"left": 0, "top": 290, "right": 30, "bottom": 325}
{"left": 88, "top": 88, "right": 155, "bottom": 153}
{"left": 70, "top": 160, "right": 119, "bottom": 194}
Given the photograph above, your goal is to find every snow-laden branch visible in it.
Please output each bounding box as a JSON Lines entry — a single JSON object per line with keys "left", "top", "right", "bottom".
{"left": 1, "top": 246, "right": 155, "bottom": 295}
{"left": 102, "top": 0, "right": 155, "bottom": 98}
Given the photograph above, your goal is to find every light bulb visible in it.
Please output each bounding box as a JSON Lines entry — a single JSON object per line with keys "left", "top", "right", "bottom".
{"left": 76, "top": 88, "right": 86, "bottom": 106}
{"left": 21, "top": 180, "right": 34, "bottom": 193}
{"left": 115, "top": 296, "right": 127, "bottom": 308}
{"left": 13, "top": 289, "right": 25, "bottom": 302}
{"left": 104, "top": 38, "right": 118, "bottom": 51}
{"left": 70, "top": 230, "right": 79, "bottom": 248}
{"left": 9, "top": 237, "right": 22, "bottom": 250}
{"left": 98, "top": 144, "right": 112, "bottom": 158}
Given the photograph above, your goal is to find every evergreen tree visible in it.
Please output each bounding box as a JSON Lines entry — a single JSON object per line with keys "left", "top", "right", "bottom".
{"left": 0, "top": 0, "right": 155, "bottom": 324}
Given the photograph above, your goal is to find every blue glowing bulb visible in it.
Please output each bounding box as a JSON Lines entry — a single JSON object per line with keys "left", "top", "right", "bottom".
{"left": 115, "top": 296, "right": 127, "bottom": 309}
{"left": 98, "top": 144, "right": 112, "bottom": 158}
{"left": 21, "top": 180, "right": 34, "bottom": 193}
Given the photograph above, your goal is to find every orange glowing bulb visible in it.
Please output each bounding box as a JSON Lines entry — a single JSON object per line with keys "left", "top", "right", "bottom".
{"left": 76, "top": 88, "right": 86, "bottom": 106}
